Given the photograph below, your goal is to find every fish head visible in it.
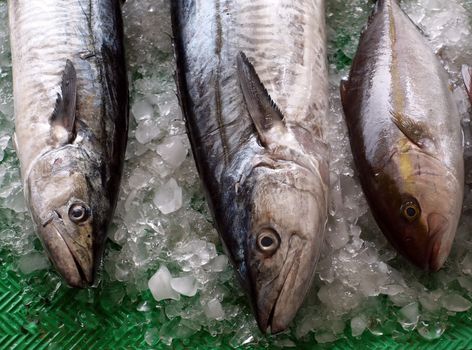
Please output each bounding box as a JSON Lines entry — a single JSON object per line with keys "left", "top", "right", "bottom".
{"left": 230, "top": 51, "right": 329, "bottom": 332}
{"left": 373, "top": 147, "right": 463, "bottom": 271}
{"left": 232, "top": 156, "right": 328, "bottom": 334}
{"left": 26, "top": 146, "right": 109, "bottom": 288}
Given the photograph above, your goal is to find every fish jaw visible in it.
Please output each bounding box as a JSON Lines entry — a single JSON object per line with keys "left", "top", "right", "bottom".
{"left": 39, "top": 218, "right": 93, "bottom": 288}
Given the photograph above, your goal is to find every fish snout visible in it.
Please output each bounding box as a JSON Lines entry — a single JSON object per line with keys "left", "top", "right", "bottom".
{"left": 39, "top": 216, "right": 94, "bottom": 288}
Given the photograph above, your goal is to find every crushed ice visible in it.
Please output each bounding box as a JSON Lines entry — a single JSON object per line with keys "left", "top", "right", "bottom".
{"left": 0, "top": 0, "right": 471, "bottom": 347}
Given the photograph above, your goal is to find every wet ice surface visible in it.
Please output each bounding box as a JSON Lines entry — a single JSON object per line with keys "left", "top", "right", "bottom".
{"left": 0, "top": 0, "right": 472, "bottom": 347}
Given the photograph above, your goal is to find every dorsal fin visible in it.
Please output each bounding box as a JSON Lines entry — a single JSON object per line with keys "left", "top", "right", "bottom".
{"left": 236, "top": 51, "right": 285, "bottom": 146}
{"left": 50, "top": 59, "right": 77, "bottom": 145}
{"left": 462, "top": 65, "right": 472, "bottom": 102}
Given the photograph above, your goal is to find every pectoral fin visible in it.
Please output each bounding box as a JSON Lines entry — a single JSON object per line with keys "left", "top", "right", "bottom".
{"left": 391, "top": 111, "right": 434, "bottom": 150}
{"left": 462, "top": 65, "right": 472, "bottom": 101}
{"left": 12, "top": 132, "right": 18, "bottom": 153}
{"left": 236, "top": 51, "right": 285, "bottom": 146}
{"left": 50, "top": 59, "right": 77, "bottom": 145}
{"left": 340, "top": 78, "right": 349, "bottom": 108}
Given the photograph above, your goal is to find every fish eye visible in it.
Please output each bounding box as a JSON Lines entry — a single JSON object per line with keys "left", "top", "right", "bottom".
{"left": 68, "top": 203, "right": 90, "bottom": 223}
{"left": 400, "top": 200, "right": 421, "bottom": 222}
{"left": 257, "top": 229, "right": 280, "bottom": 255}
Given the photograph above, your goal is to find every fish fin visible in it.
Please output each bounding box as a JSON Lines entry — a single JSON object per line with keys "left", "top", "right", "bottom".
{"left": 236, "top": 51, "right": 285, "bottom": 146}
{"left": 12, "top": 132, "right": 18, "bottom": 153}
{"left": 462, "top": 65, "right": 472, "bottom": 97}
{"left": 390, "top": 111, "right": 434, "bottom": 149}
{"left": 340, "top": 78, "right": 349, "bottom": 109}
{"left": 399, "top": 3, "right": 429, "bottom": 39}
{"left": 50, "top": 59, "right": 77, "bottom": 145}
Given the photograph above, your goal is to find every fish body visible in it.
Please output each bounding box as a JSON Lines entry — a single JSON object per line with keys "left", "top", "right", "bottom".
{"left": 172, "top": 0, "right": 329, "bottom": 333}
{"left": 8, "top": 0, "right": 128, "bottom": 287}
{"left": 341, "top": 0, "right": 464, "bottom": 271}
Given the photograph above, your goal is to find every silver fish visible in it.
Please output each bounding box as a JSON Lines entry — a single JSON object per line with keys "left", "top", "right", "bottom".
{"left": 172, "top": 0, "right": 329, "bottom": 333}
{"left": 8, "top": 0, "right": 128, "bottom": 287}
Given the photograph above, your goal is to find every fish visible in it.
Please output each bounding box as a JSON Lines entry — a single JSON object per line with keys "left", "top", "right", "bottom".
{"left": 8, "top": 0, "right": 129, "bottom": 288}
{"left": 171, "top": 0, "right": 329, "bottom": 333}
{"left": 340, "top": 0, "right": 464, "bottom": 271}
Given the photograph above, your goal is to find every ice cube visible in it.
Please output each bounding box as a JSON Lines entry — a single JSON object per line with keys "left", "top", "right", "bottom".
{"left": 17, "top": 252, "right": 50, "bottom": 274}
{"left": 461, "top": 252, "right": 472, "bottom": 275}
{"left": 351, "top": 314, "right": 368, "bottom": 337}
{"left": 273, "top": 339, "right": 296, "bottom": 348}
{"left": 397, "top": 302, "right": 419, "bottom": 331}
{"left": 441, "top": 293, "right": 472, "bottom": 312}
{"left": 173, "top": 319, "right": 198, "bottom": 339}
{"left": 203, "top": 298, "right": 225, "bottom": 320}
{"left": 148, "top": 265, "right": 180, "bottom": 301}
{"left": 144, "top": 327, "right": 159, "bottom": 346}
{"left": 419, "top": 290, "right": 443, "bottom": 313}
{"left": 174, "top": 239, "right": 218, "bottom": 271}
{"left": 165, "top": 302, "right": 183, "bottom": 319}
{"left": 171, "top": 276, "right": 198, "bottom": 297}
{"left": 153, "top": 178, "right": 182, "bottom": 215}
{"left": 132, "top": 98, "right": 154, "bottom": 122}
{"left": 114, "top": 262, "right": 131, "bottom": 282}
{"left": 389, "top": 289, "right": 417, "bottom": 307}
{"left": 156, "top": 91, "right": 179, "bottom": 118}
{"left": 155, "top": 136, "right": 187, "bottom": 169}
{"left": 315, "top": 331, "right": 338, "bottom": 344}
{"left": 368, "top": 318, "right": 384, "bottom": 336}
{"left": 110, "top": 225, "right": 128, "bottom": 245}
{"left": 416, "top": 319, "right": 446, "bottom": 341}
{"left": 326, "top": 217, "right": 349, "bottom": 250}
{"left": 458, "top": 276, "right": 472, "bottom": 292}
{"left": 0, "top": 134, "right": 9, "bottom": 161}
{"left": 379, "top": 284, "right": 405, "bottom": 296}
{"left": 229, "top": 323, "right": 255, "bottom": 348}
{"left": 128, "top": 167, "right": 153, "bottom": 189}
{"left": 135, "top": 119, "right": 161, "bottom": 144}
{"left": 205, "top": 255, "right": 228, "bottom": 273}
{"left": 137, "top": 301, "right": 151, "bottom": 312}
{"left": 158, "top": 318, "right": 178, "bottom": 346}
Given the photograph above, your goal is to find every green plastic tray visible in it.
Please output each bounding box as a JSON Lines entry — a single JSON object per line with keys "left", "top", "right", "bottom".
{"left": 1, "top": 257, "right": 472, "bottom": 350}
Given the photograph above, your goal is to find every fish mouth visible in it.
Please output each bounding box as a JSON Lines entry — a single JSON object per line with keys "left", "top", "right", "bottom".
{"left": 255, "top": 235, "right": 307, "bottom": 334}
{"left": 256, "top": 257, "right": 295, "bottom": 334}
{"left": 426, "top": 213, "right": 450, "bottom": 272}
{"left": 39, "top": 220, "right": 93, "bottom": 288}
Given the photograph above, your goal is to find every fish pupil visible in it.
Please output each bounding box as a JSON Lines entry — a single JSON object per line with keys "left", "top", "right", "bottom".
{"left": 71, "top": 208, "right": 84, "bottom": 218}
{"left": 261, "top": 236, "right": 274, "bottom": 248}
{"left": 406, "top": 207, "right": 416, "bottom": 217}
{"left": 69, "top": 203, "right": 89, "bottom": 222}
